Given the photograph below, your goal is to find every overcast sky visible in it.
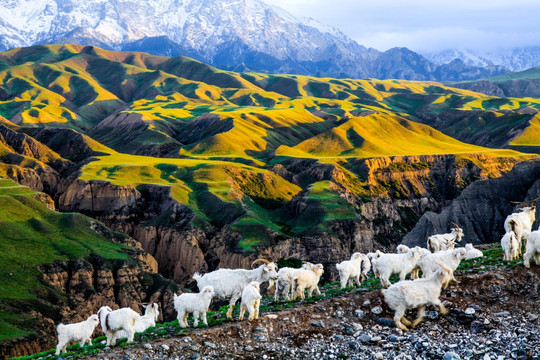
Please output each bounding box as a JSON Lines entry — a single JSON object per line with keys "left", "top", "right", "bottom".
{"left": 264, "top": 0, "right": 540, "bottom": 53}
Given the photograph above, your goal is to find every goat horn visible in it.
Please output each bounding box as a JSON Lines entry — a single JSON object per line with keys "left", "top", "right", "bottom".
{"left": 529, "top": 196, "right": 540, "bottom": 207}
{"left": 452, "top": 222, "right": 460, "bottom": 229}
{"left": 251, "top": 259, "right": 270, "bottom": 267}
{"left": 510, "top": 201, "right": 529, "bottom": 207}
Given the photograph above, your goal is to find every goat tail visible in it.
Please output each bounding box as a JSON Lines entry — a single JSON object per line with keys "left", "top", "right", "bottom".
{"left": 192, "top": 272, "right": 202, "bottom": 283}
{"left": 335, "top": 263, "right": 343, "bottom": 271}
{"left": 56, "top": 323, "right": 65, "bottom": 333}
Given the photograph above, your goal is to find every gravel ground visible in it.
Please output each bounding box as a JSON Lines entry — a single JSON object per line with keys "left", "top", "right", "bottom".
{"left": 81, "top": 266, "right": 540, "bottom": 360}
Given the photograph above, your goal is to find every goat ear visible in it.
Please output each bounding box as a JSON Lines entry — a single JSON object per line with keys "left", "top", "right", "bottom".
{"left": 263, "top": 267, "right": 269, "bottom": 273}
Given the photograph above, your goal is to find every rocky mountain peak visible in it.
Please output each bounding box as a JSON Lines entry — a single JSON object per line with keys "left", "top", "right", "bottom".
{"left": 0, "top": 0, "right": 508, "bottom": 80}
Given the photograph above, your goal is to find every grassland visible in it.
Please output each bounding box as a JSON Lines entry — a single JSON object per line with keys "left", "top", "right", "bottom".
{"left": 0, "top": 44, "right": 539, "bottom": 158}
{"left": 485, "top": 66, "right": 540, "bottom": 82}
{"left": 0, "top": 178, "right": 133, "bottom": 343}
{"left": 1, "top": 44, "right": 538, "bottom": 250}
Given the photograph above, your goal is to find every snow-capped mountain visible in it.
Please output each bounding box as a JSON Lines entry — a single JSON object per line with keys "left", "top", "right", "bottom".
{"left": 0, "top": 0, "right": 375, "bottom": 76}
{"left": 0, "top": 0, "right": 509, "bottom": 80}
{"left": 423, "top": 47, "right": 540, "bottom": 72}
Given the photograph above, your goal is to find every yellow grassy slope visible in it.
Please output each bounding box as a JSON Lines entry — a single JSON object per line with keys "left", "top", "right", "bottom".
{"left": 276, "top": 112, "right": 523, "bottom": 158}
{"left": 510, "top": 113, "right": 540, "bottom": 146}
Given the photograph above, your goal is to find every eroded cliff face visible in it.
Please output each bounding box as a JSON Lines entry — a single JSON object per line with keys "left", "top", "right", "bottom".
{"left": 59, "top": 179, "right": 141, "bottom": 214}
{"left": 403, "top": 159, "right": 540, "bottom": 247}
{"left": 0, "top": 125, "right": 74, "bottom": 199}
{"left": 0, "top": 218, "right": 173, "bottom": 359}
{"left": 50, "top": 154, "right": 522, "bottom": 286}
{"left": 1, "top": 252, "right": 174, "bottom": 359}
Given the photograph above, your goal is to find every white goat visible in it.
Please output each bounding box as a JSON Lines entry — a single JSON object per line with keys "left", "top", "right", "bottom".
{"left": 427, "top": 223, "right": 463, "bottom": 252}
{"left": 523, "top": 230, "right": 540, "bottom": 268}
{"left": 292, "top": 263, "right": 325, "bottom": 300}
{"left": 382, "top": 266, "right": 454, "bottom": 332}
{"left": 360, "top": 254, "right": 371, "bottom": 280}
{"left": 416, "top": 248, "right": 467, "bottom": 288}
{"left": 115, "top": 303, "right": 160, "bottom": 339}
{"left": 411, "top": 247, "right": 432, "bottom": 280}
{"left": 372, "top": 247, "right": 423, "bottom": 288}
{"left": 504, "top": 197, "right": 539, "bottom": 255}
{"left": 97, "top": 306, "right": 138, "bottom": 346}
{"left": 274, "top": 263, "right": 314, "bottom": 302}
{"left": 464, "top": 243, "right": 483, "bottom": 260}
{"left": 336, "top": 252, "right": 364, "bottom": 288}
{"left": 501, "top": 231, "right": 519, "bottom": 261}
{"left": 174, "top": 286, "right": 215, "bottom": 328}
{"left": 274, "top": 267, "right": 298, "bottom": 301}
{"left": 55, "top": 314, "right": 99, "bottom": 355}
{"left": 239, "top": 281, "right": 262, "bottom": 321}
{"left": 193, "top": 259, "right": 279, "bottom": 319}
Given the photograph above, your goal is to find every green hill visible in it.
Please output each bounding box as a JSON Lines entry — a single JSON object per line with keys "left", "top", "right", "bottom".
{"left": 0, "top": 45, "right": 539, "bottom": 158}
{"left": 486, "top": 66, "right": 540, "bottom": 82}
{"left": 449, "top": 66, "right": 540, "bottom": 103}
{"left": 0, "top": 178, "right": 130, "bottom": 342}
{"left": 0, "top": 44, "right": 538, "bottom": 251}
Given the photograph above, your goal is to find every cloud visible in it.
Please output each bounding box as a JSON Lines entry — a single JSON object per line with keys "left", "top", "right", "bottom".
{"left": 263, "top": 0, "right": 540, "bottom": 52}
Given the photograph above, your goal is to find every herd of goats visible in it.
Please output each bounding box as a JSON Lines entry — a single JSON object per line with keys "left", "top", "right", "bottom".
{"left": 54, "top": 198, "right": 540, "bottom": 356}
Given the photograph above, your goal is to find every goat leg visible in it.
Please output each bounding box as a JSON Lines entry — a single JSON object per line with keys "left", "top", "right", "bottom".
{"left": 412, "top": 306, "right": 425, "bottom": 328}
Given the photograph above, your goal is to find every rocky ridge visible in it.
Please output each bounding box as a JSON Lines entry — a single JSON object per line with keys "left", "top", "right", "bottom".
{"left": 452, "top": 78, "right": 540, "bottom": 99}
{"left": 403, "top": 159, "right": 540, "bottom": 248}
